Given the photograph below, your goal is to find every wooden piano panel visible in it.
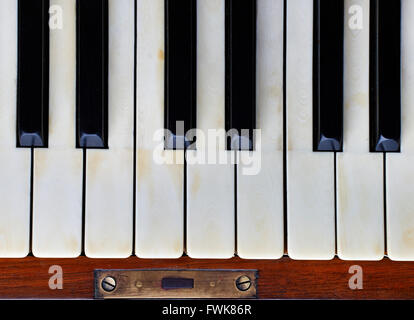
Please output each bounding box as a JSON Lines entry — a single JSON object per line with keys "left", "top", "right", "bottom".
{"left": 0, "top": 257, "right": 413, "bottom": 299}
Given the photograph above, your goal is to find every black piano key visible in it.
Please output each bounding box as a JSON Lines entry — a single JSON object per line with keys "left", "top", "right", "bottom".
{"left": 313, "top": 0, "right": 344, "bottom": 152}
{"left": 225, "top": 0, "right": 256, "bottom": 151}
{"left": 164, "top": 0, "right": 197, "bottom": 150}
{"left": 76, "top": 0, "right": 108, "bottom": 149}
{"left": 370, "top": 0, "right": 401, "bottom": 152}
{"left": 17, "top": 0, "right": 49, "bottom": 148}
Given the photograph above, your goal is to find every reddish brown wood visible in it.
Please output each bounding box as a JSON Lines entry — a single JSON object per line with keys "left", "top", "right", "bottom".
{"left": 0, "top": 256, "right": 412, "bottom": 299}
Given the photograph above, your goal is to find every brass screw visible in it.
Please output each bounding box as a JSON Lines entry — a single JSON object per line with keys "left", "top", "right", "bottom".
{"left": 101, "top": 276, "right": 117, "bottom": 292}
{"left": 235, "top": 275, "right": 251, "bottom": 292}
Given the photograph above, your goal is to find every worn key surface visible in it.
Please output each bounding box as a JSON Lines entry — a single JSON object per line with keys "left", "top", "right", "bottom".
{"left": 287, "top": 0, "right": 336, "bottom": 260}
{"left": 136, "top": 0, "right": 184, "bottom": 258}
{"left": 337, "top": 0, "right": 384, "bottom": 261}
{"left": 386, "top": 0, "right": 414, "bottom": 261}
{"left": 32, "top": 0, "right": 83, "bottom": 258}
{"left": 0, "top": 0, "right": 31, "bottom": 257}
{"left": 236, "top": 0, "right": 284, "bottom": 259}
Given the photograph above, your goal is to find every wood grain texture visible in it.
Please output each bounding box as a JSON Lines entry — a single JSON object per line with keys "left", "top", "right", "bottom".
{"left": 0, "top": 256, "right": 413, "bottom": 299}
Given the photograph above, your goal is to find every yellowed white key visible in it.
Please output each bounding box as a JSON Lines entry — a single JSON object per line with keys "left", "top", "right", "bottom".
{"left": 186, "top": 0, "right": 235, "bottom": 259}
{"left": 32, "top": 0, "right": 82, "bottom": 258}
{"left": 286, "top": 0, "right": 336, "bottom": 260}
{"left": 236, "top": 0, "right": 284, "bottom": 259}
{"left": 0, "top": 0, "right": 31, "bottom": 258}
{"left": 336, "top": 0, "right": 384, "bottom": 261}
{"left": 386, "top": 0, "right": 414, "bottom": 261}
{"left": 85, "top": 0, "right": 134, "bottom": 258}
{"left": 135, "top": 0, "right": 184, "bottom": 258}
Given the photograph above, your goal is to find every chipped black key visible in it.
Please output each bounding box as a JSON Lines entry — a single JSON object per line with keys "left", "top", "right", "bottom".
{"left": 76, "top": 0, "right": 108, "bottom": 149}
{"left": 225, "top": 0, "right": 256, "bottom": 151}
{"left": 17, "top": 0, "right": 49, "bottom": 148}
{"left": 370, "top": 0, "right": 401, "bottom": 152}
{"left": 164, "top": 0, "right": 197, "bottom": 150}
{"left": 313, "top": 0, "right": 344, "bottom": 152}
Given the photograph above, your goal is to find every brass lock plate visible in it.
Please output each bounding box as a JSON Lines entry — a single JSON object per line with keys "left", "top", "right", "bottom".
{"left": 94, "top": 269, "right": 257, "bottom": 299}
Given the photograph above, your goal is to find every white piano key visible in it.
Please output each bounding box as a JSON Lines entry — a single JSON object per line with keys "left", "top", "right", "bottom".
{"left": 386, "top": 0, "right": 414, "bottom": 261}
{"left": 286, "top": 0, "right": 335, "bottom": 260}
{"left": 236, "top": 0, "right": 284, "bottom": 260}
{"left": 336, "top": 0, "right": 384, "bottom": 261}
{"left": 32, "top": 0, "right": 82, "bottom": 258}
{"left": 85, "top": 0, "right": 134, "bottom": 258}
{"left": 0, "top": 0, "right": 31, "bottom": 258}
{"left": 135, "top": 0, "right": 184, "bottom": 258}
{"left": 186, "top": 0, "right": 235, "bottom": 259}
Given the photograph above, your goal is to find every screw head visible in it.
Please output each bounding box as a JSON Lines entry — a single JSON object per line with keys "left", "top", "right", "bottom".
{"left": 235, "top": 275, "right": 251, "bottom": 292}
{"left": 101, "top": 276, "right": 117, "bottom": 292}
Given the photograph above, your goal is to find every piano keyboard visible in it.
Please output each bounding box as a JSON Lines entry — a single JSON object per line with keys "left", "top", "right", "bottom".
{"left": 0, "top": 0, "right": 409, "bottom": 261}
